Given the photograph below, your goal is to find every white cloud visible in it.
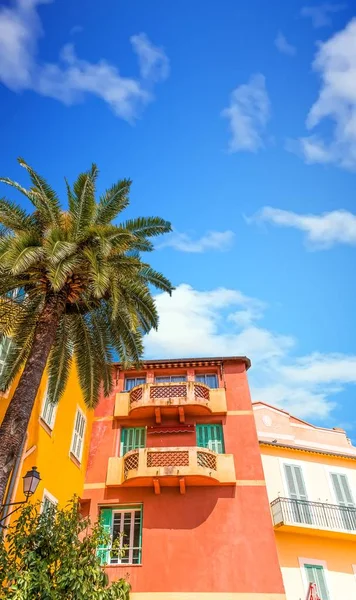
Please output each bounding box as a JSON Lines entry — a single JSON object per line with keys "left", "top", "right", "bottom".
{"left": 145, "top": 284, "right": 356, "bottom": 420}
{"left": 221, "top": 74, "right": 270, "bottom": 152}
{"left": 296, "top": 19, "right": 356, "bottom": 170}
{"left": 157, "top": 230, "right": 235, "bottom": 253}
{"left": 0, "top": 0, "right": 169, "bottom": 121}
{"left": 275, "top": 32, "right": 296, "bottom": 56}
{"left": 253, "top": 206, "right": 356, "bottom": 249}
{"left": 131, "top": 33, "right": 169, "bottom": 82}
{"left": 301, "top": 3, "right": 346, "bottom": 28}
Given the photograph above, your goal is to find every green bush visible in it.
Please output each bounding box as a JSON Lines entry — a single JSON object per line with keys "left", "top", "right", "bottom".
{"left": 0, "top": 499, "right": 130, "bottom": 599}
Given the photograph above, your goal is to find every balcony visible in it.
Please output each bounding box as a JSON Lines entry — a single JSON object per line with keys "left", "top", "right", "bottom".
{"left": 114, "top": 382, "right": 227, "bottom": 422}
{"left": 106, "top": 447, "right": 236, "bottom": 493}
{"left": 271, "top": 497, "right": 356, "bottom": 539}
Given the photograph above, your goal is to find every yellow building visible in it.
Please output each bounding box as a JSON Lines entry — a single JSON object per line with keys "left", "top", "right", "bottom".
{"left": 0, "top": 337, "right": 93, "bottom": 524}
{"left": 253, "top": 401, "right": 356, "bottom": 600}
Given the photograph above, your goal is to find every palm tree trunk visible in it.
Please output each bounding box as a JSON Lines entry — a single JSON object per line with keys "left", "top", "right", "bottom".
{"left": 0, "top": 294, "right": 65, "bottom": 505}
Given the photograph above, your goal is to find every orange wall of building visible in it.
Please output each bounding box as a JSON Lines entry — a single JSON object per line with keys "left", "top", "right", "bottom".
{"left": 84, "top": 360, "right": 285, "bottom": 596}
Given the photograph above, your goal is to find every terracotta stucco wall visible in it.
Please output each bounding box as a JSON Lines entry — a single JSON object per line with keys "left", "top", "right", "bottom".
{"left": 84, "top": 360, "right": 285, "bottom": 596}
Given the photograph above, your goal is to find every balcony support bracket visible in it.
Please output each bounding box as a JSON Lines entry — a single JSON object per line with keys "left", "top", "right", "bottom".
{"left": 179, "top": 477, "right": 186, "bottom": 495}
{"left": 153, "top": 478, "right": 161, "bottom": 495}
{"left": 154, "top": 407, "right": 161, "bottom": 424}
{"left": 178, "top": 406, "right": 185, "bottom": 424}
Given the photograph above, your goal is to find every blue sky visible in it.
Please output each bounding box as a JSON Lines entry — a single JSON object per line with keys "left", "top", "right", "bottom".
{"left": 1, "top": 0, "right": 356, "bottom": 434}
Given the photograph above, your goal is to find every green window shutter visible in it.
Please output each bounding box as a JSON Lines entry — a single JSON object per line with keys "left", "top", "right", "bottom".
{"left": 305, "top": 565, "right": 329, "bottom": 600}
{"left": 331, "top": 473, "right": 354, "bottom": 507}
{"left": 284, "top": 464, "right": 307, "bottom": 500}
{"left": 196, "top": 424, "right": 224, "bottom": 454}
{"left": 120, "top": 427, "right": 146, "bottom": 456}
{"left": 97, "top": 508, "right": 112, "bottom": 565}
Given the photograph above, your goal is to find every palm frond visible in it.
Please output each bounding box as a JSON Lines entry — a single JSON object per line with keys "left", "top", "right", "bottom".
{"left": 0, "top": 198, "right": 36, "bottom": 233}
{"left": 0, "top": 234, "right": 44, "bottom": 275}
{"left": 71, "top": 164, "right": 98, "bottom": 238}
{"left": 140, "top": 265, "right": 173, "bottom": 294}
{"left": 83, "top": 247, "right": 110, "bottom": 298}
{"left": 89, "top": 311, "right": 113, "bottom": 397}
{"left": 18, "top": 157, "right": 61, "bottom": 226}
{"left": 0, "top": 295, "right": 40, "bottom": 391}
{"left": 70, "top": 313, "right": 101, "bottom": 407}
{"left": 46, "top": 317, "right": 72, "bottom": 405}
{"left": 95, "top": 179, "right": 131, "bottom": 225}
{"left": 123, "top": 216, "right": 172, "bottom": 238}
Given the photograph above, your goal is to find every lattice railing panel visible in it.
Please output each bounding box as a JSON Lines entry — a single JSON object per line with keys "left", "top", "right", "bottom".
{"left": 147, "top": 451, "right": 189, "bottom": 468}
{"left": 194, "top": 384, "right": 209, "bottom": 400}
{"left": 197, "top": 451, "right": 217, "bottom": 470}
{"left": 124, "top": 452, "right": 139, "bottom": 477}
{"left": 130, "top": 387, "right": 143, "bottom": 404}
{"left": 150, "top": 384, "right": 187, "bottom": 400}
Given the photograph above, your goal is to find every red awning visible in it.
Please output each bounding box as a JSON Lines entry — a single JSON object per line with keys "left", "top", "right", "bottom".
{"left": 147, "top": 425, "right": 194, "bottom": 434}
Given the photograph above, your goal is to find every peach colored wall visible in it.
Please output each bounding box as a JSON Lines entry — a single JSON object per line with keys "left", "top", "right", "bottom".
{"left": 276, "top": 532, "right": 356, "bottom": 600}
{"left": 84, "top": 360, "right": 285, "bottom": 596}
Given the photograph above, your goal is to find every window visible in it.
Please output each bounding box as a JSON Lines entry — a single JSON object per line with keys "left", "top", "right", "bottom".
{"left": 195, "top": 373, "right": 218, "bottom": 388}
{"left": 124, "top": 377, "right": 146, "bottom": 391}
{"left": 196, "top": 424, "right": 224, "bottom": 453}
{"left": 120, "top": 427, "right": 146, "bottom": 456}
{"left": 155, "top": 375, "right": 186, "bottom": 383}
{"left": 98, "top": 506, "right": 142, "bottom": 565}
{"left": 0, "top": 336, "right": 12, "bottom": 377}
{"left": 42, "top": 490, "right": 58, "bottom": 514}
{"left": 331, "top": 472, "right": 356, "bottom": 530}
{"left": 284, "top": 463, "right": 312, "bottom": 524}
{"left": 70, "top": 408, "right": 86, "bottom": 462}
{"left": 304, "top": 564, "right": 330, "bottom": 600}
{"left": 40, "top": 389, "right": 57, "bottom": 430}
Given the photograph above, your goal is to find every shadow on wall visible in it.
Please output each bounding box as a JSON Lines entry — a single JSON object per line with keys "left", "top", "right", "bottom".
{"left": 103, "top": 485, "right": 236, "bottom": 529}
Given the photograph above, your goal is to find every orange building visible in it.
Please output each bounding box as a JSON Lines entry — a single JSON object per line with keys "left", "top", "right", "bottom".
{"left": 83, "top": 356, "right": 286, "bottom": 600}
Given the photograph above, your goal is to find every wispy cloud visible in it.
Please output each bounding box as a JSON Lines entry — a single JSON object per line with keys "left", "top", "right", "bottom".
{"left": 221, "top": 74, "right": 270, "bottom": 152}
{"left": 293, "top": 19, "right": 356, "bottom": 171}
{"left": 274, "top": 32, "right": 296, "bottom": 56}
{"left": 301, "top": 3, "right": 346, "bottom": 28}
{"left": 131, "top": 33, "right": 170, "bottom": 82}
{"left": 158, "top": 230, "right": 235, "bottom": 253}
{"left": 251, "top": 207, "right": 356, "bottom": 249}
{"left": 145, "top": 284, "right": 356, "bottom": 420}
{"left": 70, "top": 25, "right": 83, "bottom": 36}
{"left": 0, "top": 0, "right": 169, "bottom": 121}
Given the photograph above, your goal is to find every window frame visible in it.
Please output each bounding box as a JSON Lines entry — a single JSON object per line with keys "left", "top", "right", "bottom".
{"left": 279, "top": 457, "right": 312, "bottom": 501}
{"left": 120, "top": 427, "right": 146, "bottom": 457}
{"left": 154, "top": 375, "right": 187, "bottom": 383}
{"left": 196, "top": 423, "right": 225, "bottom": 454}
{"left": 70, "top": 407, "right": 86, "bottom": 463}
{"left": 41, "top": 489, "right": 58, "bottom": 514}
{"left": 298, "top": 558, "right": 332, "bottom": 600}
{"left": 124, "top": 377, "right": 146, "bottom": 391}
{"left": 194, "top": 373, "right": 219, "bottom": 388}
{"left": 110, "top": 506, "right": 143, "bottom": 565}
{"left": 40, "top": 387, "right": 57, "bottom": 431}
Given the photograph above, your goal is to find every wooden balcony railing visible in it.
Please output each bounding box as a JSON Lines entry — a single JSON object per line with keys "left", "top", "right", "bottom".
{"left": 114, "top": 382, "right": 227, "bottom": 421}
{"left": 106, "top": 447, "right": 236, "bottom": 492}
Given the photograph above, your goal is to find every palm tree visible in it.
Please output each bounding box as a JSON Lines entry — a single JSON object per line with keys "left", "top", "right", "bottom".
{"left": 0, "top": 158, "right": 173, "bottom": 503}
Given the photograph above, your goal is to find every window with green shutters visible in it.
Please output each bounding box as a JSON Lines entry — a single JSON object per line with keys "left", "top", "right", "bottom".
{"left": 120, "top": 427, "right": 146, "bottom": 456}
{"left": 304, "top": 565, "right": 329, "bottom": 600}
{"left": 284, "top": 464, "right": 312, "bottom": 524}
{"left": 196, "top": 424, "right": 224, "bottom": 453}
{"left": 331, "top": 472, "right": 356, "bottom": 530}
{"left": 98, "top": 506, "right": 143, "bottom": 565}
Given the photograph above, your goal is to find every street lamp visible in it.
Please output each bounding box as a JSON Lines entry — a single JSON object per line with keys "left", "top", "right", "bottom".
{"left": 0, "top": 466, "right": 41, "bottom": 528}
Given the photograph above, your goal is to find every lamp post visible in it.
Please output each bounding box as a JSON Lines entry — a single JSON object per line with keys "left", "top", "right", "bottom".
{"left": 0, "top": 466, "right": 41, "bottom": 528}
